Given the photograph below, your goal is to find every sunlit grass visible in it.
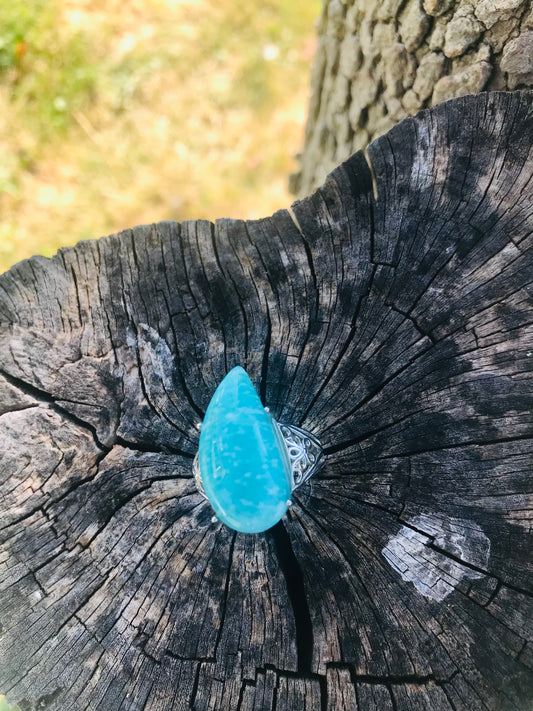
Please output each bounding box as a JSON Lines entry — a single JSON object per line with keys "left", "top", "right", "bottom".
{"left": 0, "top": 0, "right": 320, "bottom": 272}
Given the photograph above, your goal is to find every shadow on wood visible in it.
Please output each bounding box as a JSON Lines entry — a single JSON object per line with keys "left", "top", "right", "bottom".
{"left": 0, "top": 91, "right": 532, "bottom": 711}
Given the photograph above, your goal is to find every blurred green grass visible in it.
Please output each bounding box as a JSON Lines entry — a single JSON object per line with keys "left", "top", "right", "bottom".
{"left": 0, "top": 696, "right": 19, "bottom": 711}
{"left": 0, "top": 0, "right": 320, "bottom": 273}
{"left": 0, "top": 0, "right": 97, "bottom": 138}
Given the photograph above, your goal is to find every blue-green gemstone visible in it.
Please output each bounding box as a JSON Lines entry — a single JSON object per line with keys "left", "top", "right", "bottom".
{"left": 198, "top": 366, "right": 292, "bottom": 533}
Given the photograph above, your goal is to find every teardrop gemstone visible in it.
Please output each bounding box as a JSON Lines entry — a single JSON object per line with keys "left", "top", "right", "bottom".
{"left": 198, "top": 366, "right": 292, "bottom": 533}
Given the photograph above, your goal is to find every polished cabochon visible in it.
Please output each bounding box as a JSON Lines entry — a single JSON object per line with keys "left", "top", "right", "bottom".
{"left": 197, "top": 366, "right": 293, "bottom": 533}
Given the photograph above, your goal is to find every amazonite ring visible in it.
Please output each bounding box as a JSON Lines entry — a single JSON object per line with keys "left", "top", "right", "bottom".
{"left": 193, "top": 366, "right": 322, "bottom": 533}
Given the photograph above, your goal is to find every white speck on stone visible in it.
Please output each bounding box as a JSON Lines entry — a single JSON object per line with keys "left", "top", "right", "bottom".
{"left": 382, "top": 513, "right": 490, "bottom": 601}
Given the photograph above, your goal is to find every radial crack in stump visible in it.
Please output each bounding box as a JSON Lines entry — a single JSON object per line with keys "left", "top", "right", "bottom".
{"left": 0, "top": 92, "right": 532, "bottom": 711}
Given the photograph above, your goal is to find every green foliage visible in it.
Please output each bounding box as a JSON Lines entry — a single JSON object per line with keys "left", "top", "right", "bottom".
{"left": 0, "top": 695, "right": 20, "bottom": 711}
{"left": 0, "top": 0, "right": 97, "bottom": 136}
{"left": 0, "top": 0, "right": 35, "bottom": 71}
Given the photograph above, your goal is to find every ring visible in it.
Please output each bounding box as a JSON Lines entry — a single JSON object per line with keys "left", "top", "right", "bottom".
{"left": 193, "top": 366, "right": 323, "bottom": 533}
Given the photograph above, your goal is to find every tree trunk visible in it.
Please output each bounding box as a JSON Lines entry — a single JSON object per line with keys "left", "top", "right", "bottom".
{"left": 291, "top": 0, "right": 533, "bottom": 198}
{"left": 1, "top": 91, "right": 532, "bottom": 710}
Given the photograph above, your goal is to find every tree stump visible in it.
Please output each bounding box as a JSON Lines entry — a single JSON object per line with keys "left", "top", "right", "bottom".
{"left": 1, "top": 91, "right": 532, "bottom": 711}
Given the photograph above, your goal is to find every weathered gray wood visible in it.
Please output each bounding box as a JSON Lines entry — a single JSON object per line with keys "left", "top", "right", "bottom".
{"left": 0, "top": 92, "right": 532, "bottom": 710}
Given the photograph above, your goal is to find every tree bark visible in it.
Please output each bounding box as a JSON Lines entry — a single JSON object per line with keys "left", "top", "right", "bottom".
{"left": 1, "top": 92, "right": 533, "bottom": 710}
{"left": 291, "top": 0, "right": 533, "bottom": 198}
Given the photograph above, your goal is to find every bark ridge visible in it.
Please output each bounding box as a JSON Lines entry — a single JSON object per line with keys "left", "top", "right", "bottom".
{"left": 292, "top": 0, "right": 533, "bottom": 196}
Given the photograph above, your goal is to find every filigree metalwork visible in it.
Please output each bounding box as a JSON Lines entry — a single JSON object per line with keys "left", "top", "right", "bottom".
{"left": 278, "top": 423, "right": 323, "bottom": 490}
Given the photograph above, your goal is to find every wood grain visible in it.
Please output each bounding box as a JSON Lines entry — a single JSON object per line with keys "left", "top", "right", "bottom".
{"left": 0, "top": 92, "right": 532, "bottom": 710}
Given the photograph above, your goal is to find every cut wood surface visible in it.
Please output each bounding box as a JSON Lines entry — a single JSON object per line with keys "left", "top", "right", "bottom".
{"left": 0, "top": 91, "right": 532, "bottom": 710}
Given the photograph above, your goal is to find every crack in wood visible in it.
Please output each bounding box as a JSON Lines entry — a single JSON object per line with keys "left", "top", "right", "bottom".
{"left": 300, "top": 262, "right": 376, "bottom": 422}
{"left": 268, "top": 521, "right": 314, "bottom": 676}
{"left": 211, "top": 530, "right": 237, "bottom": 660}
{"left": 0, "top": 367, "right": 110, "bottom": 451}
{"left": 396, "top": 518, "right": 533, "bottom": 600}
{"left": 321, "top": 338, "right": 434, "bottom": 440}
